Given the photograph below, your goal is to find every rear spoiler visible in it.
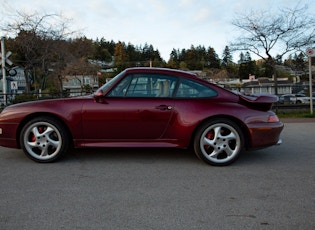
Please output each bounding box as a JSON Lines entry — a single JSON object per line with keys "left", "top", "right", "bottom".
{"left": 239, "top": 94, "right": 279, "bottom": 111}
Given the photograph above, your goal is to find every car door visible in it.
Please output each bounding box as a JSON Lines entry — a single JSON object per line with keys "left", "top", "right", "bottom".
{"left": 81, "top": 73, "right": 176, "bottom": 140}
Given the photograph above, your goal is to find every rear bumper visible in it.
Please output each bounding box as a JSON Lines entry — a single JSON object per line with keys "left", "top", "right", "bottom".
{"left": 247, "top": 121, "right": 284, "bottom": 149}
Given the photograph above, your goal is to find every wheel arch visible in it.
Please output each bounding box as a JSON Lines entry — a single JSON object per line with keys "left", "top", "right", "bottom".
{"left": 16, "top": 112, "right": 74, "bottom": 149}
{"left": 190, "top": 114, "right": 251, "bottom": 150}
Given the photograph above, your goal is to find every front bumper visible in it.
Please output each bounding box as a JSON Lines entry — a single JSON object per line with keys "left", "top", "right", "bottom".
{"left": 0, "top": 122, "right": 20, "bottom": 149}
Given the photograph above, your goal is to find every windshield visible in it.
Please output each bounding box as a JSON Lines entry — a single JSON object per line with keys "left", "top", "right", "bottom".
{"left": 98, "top": 71, "right": 125, "bottom": 93}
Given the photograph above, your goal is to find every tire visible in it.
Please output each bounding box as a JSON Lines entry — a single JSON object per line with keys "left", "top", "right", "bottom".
{"left": 193, "top": 118, "right": 244, "bottom": 166}
{"left": 20, "top": 116, "right": 69, "bottom": 163}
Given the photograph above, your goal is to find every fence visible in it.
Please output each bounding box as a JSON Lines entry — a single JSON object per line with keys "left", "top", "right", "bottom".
{"left": 0, "top": 89, "right": 92, "bottom": 108}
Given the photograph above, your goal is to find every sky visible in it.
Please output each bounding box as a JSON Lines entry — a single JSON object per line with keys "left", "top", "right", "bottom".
{"left": 1, "top": 0, "right": 314, "bottom": 61}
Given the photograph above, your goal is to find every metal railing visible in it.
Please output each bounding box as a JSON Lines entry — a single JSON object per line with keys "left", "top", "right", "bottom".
{"left": 0, "top": 90, "right": 93, "bottom": 108}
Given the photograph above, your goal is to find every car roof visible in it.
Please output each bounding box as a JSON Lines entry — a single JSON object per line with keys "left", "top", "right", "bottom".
{"left": 124, "top": 67, "right": 198, "bottom": 78}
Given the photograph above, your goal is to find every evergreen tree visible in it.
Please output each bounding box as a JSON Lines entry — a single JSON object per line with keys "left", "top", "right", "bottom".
{"left": 222, "top": 46, "right": 233, "bottom": 69}
{"left": 295, "top": 52, "right": 306, "bottom": 72}
{"left": 205, "top": 47, "right": 220, "bottom": 69}
{"left": 93, "top": 38, "right": 112, "bottom": 62}
{"left": 238, "top": 52, "right": 245, "bottom": 64}
{"left": 244, "top": 51, "right": 251, "bottom": 62}
{"left": 238, "top": 52, "right": 257, "bottom": 81}
{"left": 126, "top": 43, "right": 140, "bottom": 65}
{"left": 168, "top": 48, "right": 180, "bottom": 69}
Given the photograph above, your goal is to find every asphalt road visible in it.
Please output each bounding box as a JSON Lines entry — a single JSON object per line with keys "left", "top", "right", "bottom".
{"left": 0, "top": 121, "right": 314, "bottom": 230}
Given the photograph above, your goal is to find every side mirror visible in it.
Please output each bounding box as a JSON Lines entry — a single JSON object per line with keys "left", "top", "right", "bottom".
{"left": 93, "top": 89, "right": 104, "bottom": 103}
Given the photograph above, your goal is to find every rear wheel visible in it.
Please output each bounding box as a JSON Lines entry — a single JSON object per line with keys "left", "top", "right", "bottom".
{"left": 20, "top": 116, "right": 69, "bottom": 163}
{"left": 194, "top": 118, "right": 244, "bottom": 166}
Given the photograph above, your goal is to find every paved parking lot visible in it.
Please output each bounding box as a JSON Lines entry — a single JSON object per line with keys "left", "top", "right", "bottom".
{"left": 0, "top": 121, "right": 314, "bottom": 229}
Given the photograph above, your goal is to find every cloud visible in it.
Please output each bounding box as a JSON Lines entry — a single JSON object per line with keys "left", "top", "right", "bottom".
{"left": 179, "top": 0, "right": 195, "bottom": 7}
{"left": 194, "top": 8, "right": 211, "bottom": 22}
{"left": 4, "top": 0, "right": 315, "bottom": 61}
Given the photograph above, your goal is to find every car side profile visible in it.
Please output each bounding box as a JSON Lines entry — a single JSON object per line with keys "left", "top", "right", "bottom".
{"left": 295, "top": 94, "right": 311, "bottom": 104}
{"left": 0, "top": 68, "right": 284, "bottom": 166}
{"left": 279, "top": 93, "right": 311, "bottom": 104}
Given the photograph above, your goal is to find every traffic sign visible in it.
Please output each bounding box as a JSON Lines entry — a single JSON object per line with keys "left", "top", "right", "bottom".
{"left": 0, "top": 51, "right": 13, "bottom": 66}
{"left": 11, "top": 81, "right": 18, "bottom": 90}
{"left": 306, "top": 48, "right": 315, "bottom": 57}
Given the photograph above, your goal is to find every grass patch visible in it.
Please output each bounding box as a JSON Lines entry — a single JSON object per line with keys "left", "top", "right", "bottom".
{"left": 276, "top": 111, "right": 315, "bottom": 118}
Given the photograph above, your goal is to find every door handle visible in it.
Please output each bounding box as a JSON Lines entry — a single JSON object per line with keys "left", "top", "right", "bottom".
{"left": 156, "top": 105, "right": 173, "bottom": 110}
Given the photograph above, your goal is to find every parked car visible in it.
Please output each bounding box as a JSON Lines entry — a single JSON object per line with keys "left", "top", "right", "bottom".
{"left": 0, "top": 68, "right": 284, "bottom": 166}
{"left": 295, "top": 94, "right": 311, "bottom": 104}
{"left": 279, "top": 94, "right": 310, "bottom": 104}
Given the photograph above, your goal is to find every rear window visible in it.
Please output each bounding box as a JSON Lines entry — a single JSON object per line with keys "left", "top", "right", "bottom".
{"left": 175, "top": 78, "right": 217, "bottom": 98}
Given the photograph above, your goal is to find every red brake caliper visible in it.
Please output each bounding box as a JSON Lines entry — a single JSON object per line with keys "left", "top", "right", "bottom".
{"left": 205, "top": 130, "right": 214, "bottom": 150}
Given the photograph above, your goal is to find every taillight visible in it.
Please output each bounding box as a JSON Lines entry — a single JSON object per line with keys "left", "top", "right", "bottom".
{"left": 268, "top": 115, "right": 279, "bottom": 122}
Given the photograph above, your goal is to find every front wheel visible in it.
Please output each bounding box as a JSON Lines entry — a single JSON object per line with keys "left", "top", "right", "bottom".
{"left": 194, "top": 119, "right": 244, "bottom": 166}
{"left": 20, "top": 116, "right": 69, "bottom": 163}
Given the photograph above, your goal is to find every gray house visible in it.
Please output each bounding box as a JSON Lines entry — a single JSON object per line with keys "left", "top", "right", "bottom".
{"left": 62, "top": 74, "right": 99, "bottom": 96}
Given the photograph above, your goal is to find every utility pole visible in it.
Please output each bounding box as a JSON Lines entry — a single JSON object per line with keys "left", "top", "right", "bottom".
{"left": 1, "top": 37, "right": 7, "bottom": 106}
{"left": 306, "top": 48, "right": 314, "bottom": 115}
{"left": 308, "top": 57, "right": 313, "bottom": 115}
{"left": 1, "top": 37, "right": 13, "bottom": 106}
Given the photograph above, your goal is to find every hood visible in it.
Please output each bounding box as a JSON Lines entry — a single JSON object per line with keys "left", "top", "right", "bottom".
{"left": 7, "top": 95, "right": 92, "bottom": 108}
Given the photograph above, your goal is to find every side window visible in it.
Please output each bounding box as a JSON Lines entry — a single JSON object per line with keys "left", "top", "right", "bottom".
{"left": 175, "top": 79, "right": 217, "bottom": 98}
{"left": 155, "top": 77, "right": 177, "bottom": 98}
{"left": 107, "top": 74, "right": 177, "bottom": 98}
{"left": 125, "top": 76, "right": 151, "bottom": 97}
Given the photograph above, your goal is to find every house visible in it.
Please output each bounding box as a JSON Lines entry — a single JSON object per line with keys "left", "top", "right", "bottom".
{"left": 241, "top": 78, "right": 292, "bottom": 95}
{"left": 223, "top": 76, "right": 293, "bottom": 95}
{"left": 62, "top": 74, "right": 99, "bottom": 96}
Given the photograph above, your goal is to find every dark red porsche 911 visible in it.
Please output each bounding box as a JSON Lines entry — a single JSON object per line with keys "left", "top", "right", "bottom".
{"left": 0, "top": 67, "right": 283, "bottom": 165}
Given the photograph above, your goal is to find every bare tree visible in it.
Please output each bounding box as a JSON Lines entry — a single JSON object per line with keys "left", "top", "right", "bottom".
{"left": 230, "top": 4, "right": 315, "bottom": 94}
{"left": 1, "top": 10, "right": 76, "bottom": 93}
